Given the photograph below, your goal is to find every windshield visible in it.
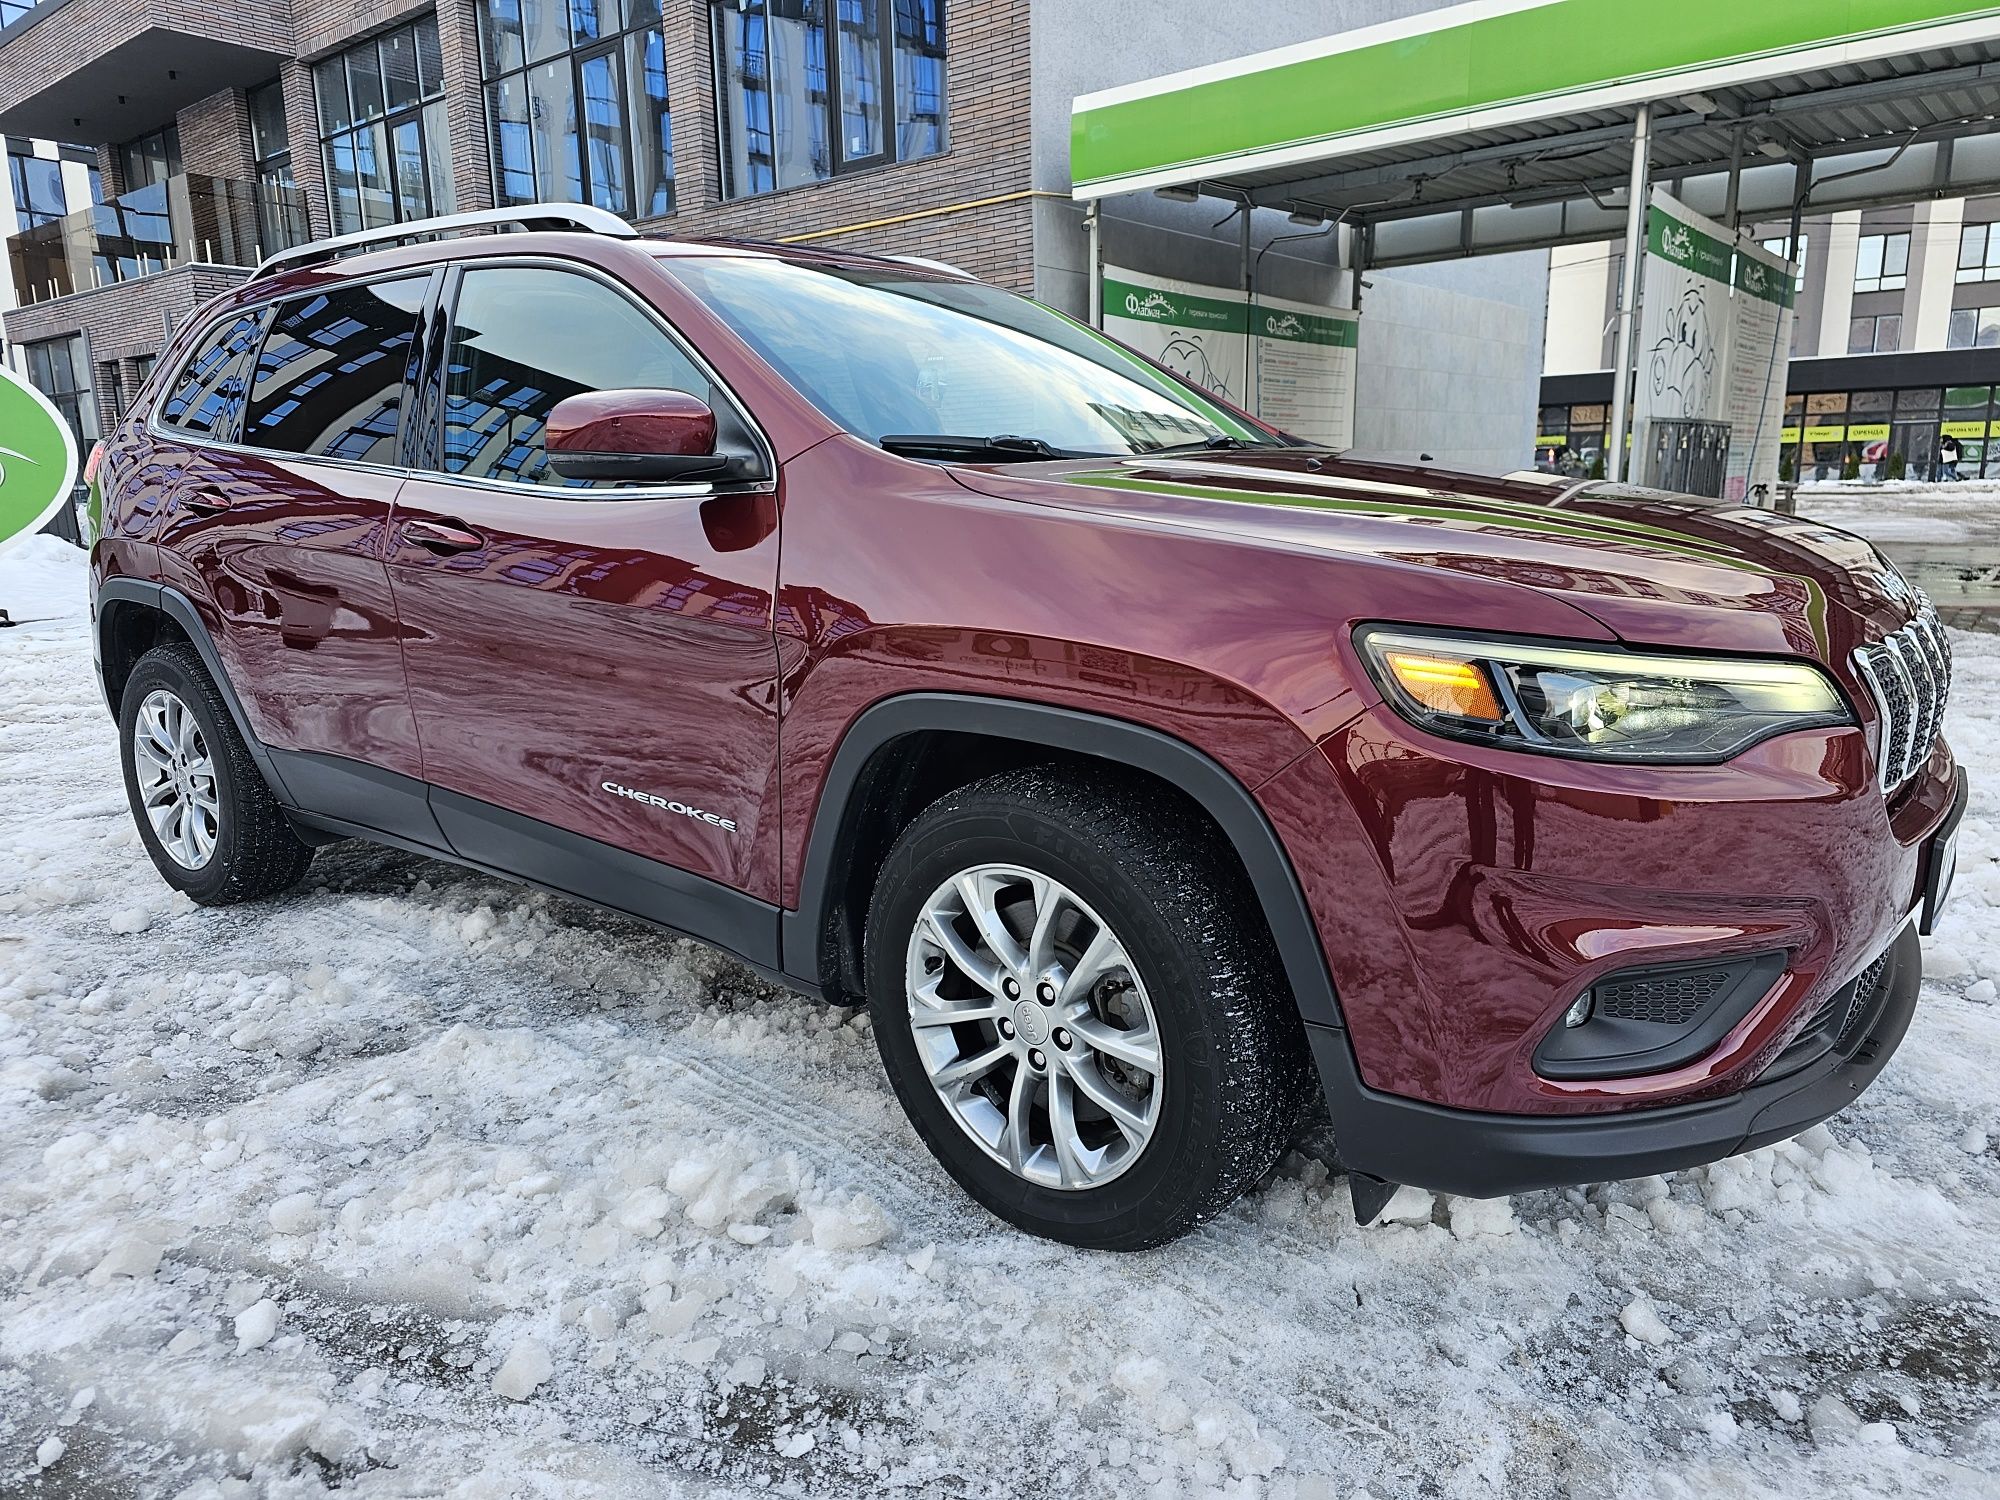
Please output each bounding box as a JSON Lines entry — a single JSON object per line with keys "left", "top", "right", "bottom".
{"left": 662, "top": 255, "right": 1274, "bottom": 458}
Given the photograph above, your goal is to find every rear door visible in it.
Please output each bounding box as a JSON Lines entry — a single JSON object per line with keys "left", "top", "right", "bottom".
{"left": 384, "top": 259, "right": 784, "bottom": 909}
{"left": 152, "top": 272, "right": 437, "bottom": 832}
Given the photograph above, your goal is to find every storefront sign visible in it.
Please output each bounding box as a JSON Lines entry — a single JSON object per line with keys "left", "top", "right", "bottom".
{"left": 1942, "top": 420, "right": 1991, "bottom": 439}
{"left": 1845, "top": 423, "right": 1891, "bottom": 444}
{"left": 1102, "top": 267, "right": 1358, "bottom": 447}
{"left": 0, "top": 365, "right": 78, "bottom": 554}
{"left": 1802, "top": 425, "right": 1847, "bottom": 445}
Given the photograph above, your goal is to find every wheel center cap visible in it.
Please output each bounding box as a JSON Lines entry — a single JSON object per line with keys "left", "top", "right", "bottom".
{"left": 1011, "top": 1000, "right": 1049, "bottom": 1047}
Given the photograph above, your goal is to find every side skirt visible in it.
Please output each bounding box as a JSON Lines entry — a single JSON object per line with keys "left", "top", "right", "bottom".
{"left": 270, "top": 748, "right": 802, "bottom": 994}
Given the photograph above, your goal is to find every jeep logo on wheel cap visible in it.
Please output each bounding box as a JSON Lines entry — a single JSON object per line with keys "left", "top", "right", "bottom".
{"left": 1011, "top": 1001, "right": 1050, "bottom": 1047}
{"left": 0, "top": 365, "right": 78, "bottom": 556}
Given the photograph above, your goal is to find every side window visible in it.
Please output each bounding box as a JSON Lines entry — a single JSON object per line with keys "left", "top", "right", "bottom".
{"left": 242, "top": 277, "right": 428, "bottom": 462}
{"left": 441, "top": 266, "right": 716, "bottom": 487}
{"left": 157, "top": 310, "right": 265, "bottom": 439}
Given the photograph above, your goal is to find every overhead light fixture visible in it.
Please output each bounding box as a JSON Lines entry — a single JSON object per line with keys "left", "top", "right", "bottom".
{"left": 1679, "top": 92, "right": 1718, "bottom": 116}
{"left": 1287, "top": 205, "right": 1325, "bottom": 226}
{"left": 1755, "top": 139, "right": 1789, "bottom": 160}
{"left": 1154, "top": 185, "right": 1200, "bottom": 203}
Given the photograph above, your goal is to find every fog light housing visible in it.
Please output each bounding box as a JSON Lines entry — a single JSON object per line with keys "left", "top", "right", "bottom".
{"left": 1534, "top": 951, "right": 1788, "bottom": 1081}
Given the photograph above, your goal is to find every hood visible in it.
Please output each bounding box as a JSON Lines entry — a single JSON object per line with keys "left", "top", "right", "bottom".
{"left": 947, "top": 451, "right": 1915, "bottom": 668}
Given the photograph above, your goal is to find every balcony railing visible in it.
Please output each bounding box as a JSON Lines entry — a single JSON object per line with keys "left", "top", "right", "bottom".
{"left": 7, "top": 173, "right": 309, "bottom": 305}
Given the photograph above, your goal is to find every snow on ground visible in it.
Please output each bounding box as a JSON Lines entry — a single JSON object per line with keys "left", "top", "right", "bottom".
{"left": 3, "top": 533, "right": 2000, "bottom": 1497}
{"left": 1793, "top": 480, "right": 2000, "bottom": 547}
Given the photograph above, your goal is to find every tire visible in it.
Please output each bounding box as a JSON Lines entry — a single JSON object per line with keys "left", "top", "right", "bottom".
{"left": 864, "top": 765, "right": 1313, "bottom": 1250}
{"left": 118, "top": 642, "right": 314, "bottom": 906}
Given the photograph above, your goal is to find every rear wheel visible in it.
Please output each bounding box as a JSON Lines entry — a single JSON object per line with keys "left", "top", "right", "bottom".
{"left": 865, "top": 766, "right": 1311, "bottom": 1249}
{"left": 118, "top": 643, "right": 314, "bottom": 905}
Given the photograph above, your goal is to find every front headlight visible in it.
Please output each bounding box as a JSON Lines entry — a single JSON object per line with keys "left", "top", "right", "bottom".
{"left": 1356, "top": 626, "right": 1853, "bottom": 763}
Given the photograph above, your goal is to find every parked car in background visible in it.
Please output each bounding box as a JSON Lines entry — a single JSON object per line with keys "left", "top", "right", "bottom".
{"left": 86, "top": 206, "right": 1964, "bottom": 1247}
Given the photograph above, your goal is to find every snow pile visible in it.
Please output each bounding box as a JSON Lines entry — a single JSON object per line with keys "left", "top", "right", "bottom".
{"left": 4, "top": 540, "right": 2000, "bottom": 1496}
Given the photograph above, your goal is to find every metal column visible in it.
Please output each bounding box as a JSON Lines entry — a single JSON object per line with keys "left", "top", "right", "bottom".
{"left": 1085, "top": 201, "right": 1103, "bottom": 330}
{"left": 1608, "top": 102, "right": 1654, "bottom": 484}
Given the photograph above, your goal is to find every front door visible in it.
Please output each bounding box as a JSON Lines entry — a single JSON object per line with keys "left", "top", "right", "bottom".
{"left": 384, "top": 261, "right": 783, "bottom": 916}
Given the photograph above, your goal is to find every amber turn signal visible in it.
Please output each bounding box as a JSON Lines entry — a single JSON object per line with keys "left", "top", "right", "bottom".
{"left": 1380, "top": 648, "right": 1505, "bottom": 723}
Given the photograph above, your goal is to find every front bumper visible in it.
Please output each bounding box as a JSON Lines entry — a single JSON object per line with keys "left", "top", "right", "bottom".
{"left": 1310, "top": 915, "right": 1923, "bottom": 1198}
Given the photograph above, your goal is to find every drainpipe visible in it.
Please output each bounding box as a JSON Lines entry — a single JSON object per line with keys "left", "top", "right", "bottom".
{"left": 1608, "top": 102, "right": 1654, "bottom": 484}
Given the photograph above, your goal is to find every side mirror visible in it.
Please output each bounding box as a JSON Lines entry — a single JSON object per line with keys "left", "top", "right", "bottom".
{"left": 546, "top": 388, "right": 726, "bottom": 482}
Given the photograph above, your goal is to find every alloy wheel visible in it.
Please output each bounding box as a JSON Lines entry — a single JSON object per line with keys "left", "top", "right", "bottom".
{"left": 132, "top": 688, "right": 220, "bottom": 870}
{"left": 904, "top": 864, "right": 1164, "bottom": 1190}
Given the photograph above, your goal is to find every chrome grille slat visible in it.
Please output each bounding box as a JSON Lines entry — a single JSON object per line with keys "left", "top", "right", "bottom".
{"left": 1851, "top": 590, "right": 1952, "bottom": 795}
{"left": 1917, "top": 604, "right": 1951, "bottom": 776}
{"left": 1883, "top": 636, "right": 1923, "bottom": 783}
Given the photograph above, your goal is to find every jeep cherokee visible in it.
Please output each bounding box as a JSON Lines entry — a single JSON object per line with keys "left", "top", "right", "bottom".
{"left": 87, "top": 204, "right": 1965, "bottom": 1248}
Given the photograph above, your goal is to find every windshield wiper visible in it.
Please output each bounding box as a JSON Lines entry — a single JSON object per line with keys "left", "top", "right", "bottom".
{"left": 878, "top": 433, "right": 1074, "bottom": 463}
{"left": 1144, "top": 434, "right": 1287, "bottom": 456}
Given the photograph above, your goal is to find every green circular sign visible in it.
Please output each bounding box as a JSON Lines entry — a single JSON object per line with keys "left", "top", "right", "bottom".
{"left": 0, "top": 363, "right": 80, "bottom": 555}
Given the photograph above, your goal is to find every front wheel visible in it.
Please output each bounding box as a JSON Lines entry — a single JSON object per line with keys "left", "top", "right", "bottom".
{"left": 864, "top": 766, "right": 1311, "bottom": 1250}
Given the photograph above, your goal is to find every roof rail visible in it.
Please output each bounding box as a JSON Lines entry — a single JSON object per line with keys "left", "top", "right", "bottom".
{"left": 884, "top": 253, "right": 978, "bottom": 280}
{"left": 248, "top": 203, "right": 639, "bottom": 283}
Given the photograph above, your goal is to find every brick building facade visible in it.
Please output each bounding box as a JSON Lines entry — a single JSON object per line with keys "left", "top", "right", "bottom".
{"left": 1, "top": 0, "right": 1036, "bottom": 440}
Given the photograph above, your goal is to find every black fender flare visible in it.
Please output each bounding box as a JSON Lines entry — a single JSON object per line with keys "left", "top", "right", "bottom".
{"left": 94, "top": 578, "right": 295, "bottom": 804}
{"left": 781, "top": 693, "right": 1346, "bottom": 1031}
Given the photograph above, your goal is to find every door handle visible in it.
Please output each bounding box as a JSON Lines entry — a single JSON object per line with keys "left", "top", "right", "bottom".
{"left": 183, "top": 488, "right": 232, "bottom": 515}
{"left": 401, "top": 517, "right": 485, "bottom": 555}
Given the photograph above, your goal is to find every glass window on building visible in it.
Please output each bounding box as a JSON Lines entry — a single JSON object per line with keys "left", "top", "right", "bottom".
{"left": 1799, "top": 391, "right": 1847, "bottom": 482}
{"left": 1960, "top": 222, "right": 2000, "bottom": 285}
{"left": 1853, "top": 232, "right": 1910, "bottom": 294}
{"left": 1949, "top": 306, "right": 2000, "bottom": 350}
{"left": 7, "top": 144, "right": 65, "bottom": 229}
{"left": 118, "top": 125, "right": 181, "bottom": 192}
{"left": 1779, "top": 394, "right": 1805, "bottom": 481}
{"left": 317, "top": 16, "right": 455, "bottom": 234}
{"left": 248, "top": 80, "right": 297, "bottom": 256}
{"left": 712, "top": 0, "right": 949, "bottom": 202}
{"left": 22, "top": 333, "right": 97, "bottom": 442}
{"left": 1944, "top": 385, "right": 1993, "bottom": 477}
{"left": 1885, "top": 388, "right": 1942, "bottom": 481}
{"left": 1847, "top": 313, "right": 1901, "bottom": 354}
{"left": 480, "top": 0, "right": 675, "bottom": 220}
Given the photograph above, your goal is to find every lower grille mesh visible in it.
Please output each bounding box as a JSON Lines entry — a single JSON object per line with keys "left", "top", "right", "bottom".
{"left": 1596, "top": 968, "right": 1732, "bottom": 1026}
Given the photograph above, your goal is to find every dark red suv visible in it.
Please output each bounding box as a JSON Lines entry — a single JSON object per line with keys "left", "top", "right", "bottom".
{"left": 87, "top": 205, "right": 1965, "bottom": 1248}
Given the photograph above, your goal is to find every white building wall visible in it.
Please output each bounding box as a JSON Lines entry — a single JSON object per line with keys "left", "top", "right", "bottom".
{"left": 1816, "top": 211, "right": 1863, "bottom": 357}
{"left": 1544, "top": 243, "right": 1612, "bottom": 374}
{"left": 1915, "top": 198, "right": 1965, "bottom": 351}
{"left": 1357, "top": 271, "right": 1541, "bottom": 474}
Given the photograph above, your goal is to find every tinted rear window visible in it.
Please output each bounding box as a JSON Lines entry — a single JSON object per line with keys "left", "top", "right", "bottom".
{"left": 242, "top": 276, "right": 428, "bottom": 462}
{"left": 158, "top": 310, "right": 265, "bottom": 439}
